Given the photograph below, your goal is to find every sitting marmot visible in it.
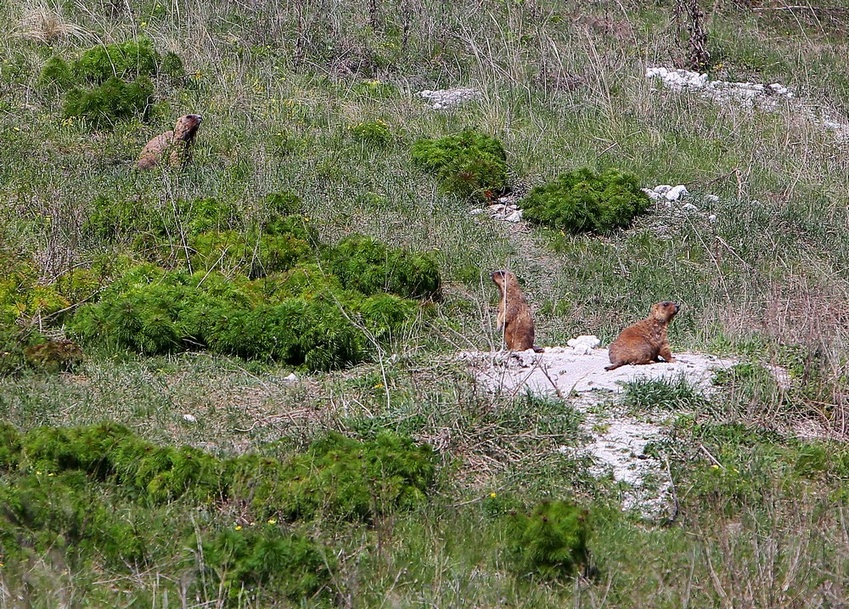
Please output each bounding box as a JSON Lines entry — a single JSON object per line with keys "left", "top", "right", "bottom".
{"left": 605, "top": 301, "right": 680, "bottom": 371}
{"left": 137, "top": 113, "right": 202, "bottom": 170}
{"left": 491, "top": 269, "right": 543, "bottom": 352}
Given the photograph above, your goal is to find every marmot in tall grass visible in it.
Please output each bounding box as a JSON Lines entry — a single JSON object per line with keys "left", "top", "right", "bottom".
{"left": 605, "top": 301, "right": 680, "bottom": 371}
{"left": 137, "top": 113, "right": 202, "bottom": 170}
{"left": 491, "top": 269, "right": 543, "bottom": 353}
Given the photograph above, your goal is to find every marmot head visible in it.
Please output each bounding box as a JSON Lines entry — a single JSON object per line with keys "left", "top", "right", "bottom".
{"left": 650, "top": 301, "right": 680, "bottom": 323}
{"left": 490, "top": 269, "right": 517, "bottom": 290}
{"left": 174, "top": 114, "right": 202, "bottom": 142}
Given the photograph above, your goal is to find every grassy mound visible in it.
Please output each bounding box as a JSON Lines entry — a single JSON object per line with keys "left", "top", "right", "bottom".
{"left": 522, "top": 167, "right": 651, "bottom": 234}
{"left": 411, "top": 129, "right": 508, "bottom": 202}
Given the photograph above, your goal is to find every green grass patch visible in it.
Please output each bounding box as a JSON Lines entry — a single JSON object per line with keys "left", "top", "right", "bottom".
{"left": 411, "top": 129, "right": 508, "bottom": 202}
{"left": 522, "top": 167, "right": 651, "bottom": 235}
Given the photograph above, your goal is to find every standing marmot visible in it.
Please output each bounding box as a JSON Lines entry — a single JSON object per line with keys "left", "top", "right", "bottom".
{"left": 137, "top": 113, "right": 202, "bottom": 170}
{"left": 605, "top": 301, "right": 680, "bottom": 371}
{"left": 491, "top": 269, "right": 543, "bottom": 352}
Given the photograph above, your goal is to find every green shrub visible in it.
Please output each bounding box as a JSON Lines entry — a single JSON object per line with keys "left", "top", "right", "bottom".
{"left": 73, "top": 38, "right": 159, "bottom": 83}
{"left": 232, "top": 431, "right": 437, "bottom": 521}
{"left": 37, "top": 56, "right": 74, "bottom": 90}
{"left": 63, "top": 76, "right": 154, "bottom": 128}
{"left": 505, "top": 499, "right": 590, "bottom": 579}
{"left": 38, "top": 39, "right": 176, "bottom": 129}
{"left": 411, "top": 129, "right": 508, "bottom": 202}
{"left": 0, "top": 423, "right": 21, "bottom": 470}
{"left": 158, "top": 51, "right": 185, "bottom": 80}
{"left": 521, "top": 167, "right": 650, "bottom": 234}
{"left": 12, "top": 423, "right": 437, "bottom": 523}
{"left": 326, "top": 235, "right": 441, "bottom": 300}
{"left": 190, "top": 230, "right": 314, "bottom": 278}
{"left": 349, "top": 119, "right": 392, "bottom": 145}
{"left": 197, "top": 525, "right": 333, "bottom": 603}
{"left": 187, "top": 197, "right": 240, "bottom": 234}
{"left": 69, "top": 262, "right": 421, "bottom": 370}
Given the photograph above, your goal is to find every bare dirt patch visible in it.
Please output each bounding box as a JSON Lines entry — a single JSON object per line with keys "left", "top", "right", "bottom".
{"left": 462, "top": 343, "right": 738, "bottom": 520}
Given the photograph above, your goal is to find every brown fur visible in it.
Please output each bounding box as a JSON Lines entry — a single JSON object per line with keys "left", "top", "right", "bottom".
{"left": 136, "top": 114, "right": 202, "bottom": 170}
{"left": 491, "top": 269, "right": 543, "bottom": 352}
{"left": 605, "top": 301, "right": 680, "bottom": 371}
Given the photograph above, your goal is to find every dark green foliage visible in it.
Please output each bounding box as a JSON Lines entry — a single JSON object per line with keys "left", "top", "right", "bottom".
{"left": 505, "top": 499, "right": 590, "bottom": 579}
{"left": 521, "top": 167, "right": 651, "bottom": 234}
{"left": 70, "top": 232, "right": 431, "bottom": 370}
{"left": 158, "top": 51, "right": 185, "bottom": 80}
{"left": 73, "top": 39, "right": 159, "bottom": 84}
{"left": 187, "top": 197, "right": 240, "bottom": 234}
{"left": 7, "top": 421, "right": 436, "bottom": 521}
{"left": 228, "top": 432, "right": 436, "bottom": 521}
{"left": 38, "top": 39, "right": 179, "bottom": 129}
{"left": 190, "top": 229, "right": 315, "bottom": 278}
{"left": 69, "top": 273, "right": 190, "bottom": 354}
{"left": 37, "top": 56, "right": 73, "bottom": 90}
{"left": 0, "top": 423, "right": 21, "bottom": 470}
{"left": 279, "top": 431, "right": 437, "bottom": 521}
{"left": 146, "top": 445, "right": 225, "bottom": 503}
{"left": 326, "top": 235, "right": 441, "bottom": 300}
{"left": 83, "top": 195, "right": 150, "bottom": 243}
{"left": 0, "top": 422, "right": 437, "bottom": 600}
{"left": 265, "top": 191, "right": 302, "bottom": 216}
{"left": 198, "top": 526, "right": 333, "bottom": 603}
{"left": 63, "top": 76, "right": 154, "bottom": 128}
{"left": 411, "top": 129, "right": 508, "bottom": 202}
{"left": 0, "top": 326, "right": 32, "bottom": 377}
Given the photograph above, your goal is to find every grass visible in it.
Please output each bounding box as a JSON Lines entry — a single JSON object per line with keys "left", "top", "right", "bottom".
{"left": 2, "top": 0, "right": 849, "bottom": 605}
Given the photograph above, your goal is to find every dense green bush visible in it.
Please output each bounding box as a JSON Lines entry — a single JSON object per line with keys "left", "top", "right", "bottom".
{"left": 38, "top": 39, "right": 178, "bottom": 128}
{"left": 521, "top": 167, "right": 650, "bottom": 234}
{"left": 74, "top": 39, "right": 160, "bottom": 83}
{"left": 349, "top": 119, "right": 392, "bottom": 145}
{"left": 275, "top": 431, "right": 436, "bottom": 521}
{"left": 326, "top": 235, "right": 441, "bottom": 300}
{"left": 70, "top": 224, "right": 435, "bottom": 370}
{"left": 505, "top": 499, "right": 590, "bottom": 579}
{"left": 69, "top": 261, "right": 424, "bottom": 370}
{"left": 190, "top": 230, "right": 315, "bottom": 278}
{"left": 63, "top": 76, "right": 154, "bottom": 128}
{"left": 9, "top": 422, "right": 437, "bottom": 523}
{"left": 197, "top": 526, "right": 333, "bottom": 603}
{"left": 0, "top": 423, "right": 400, "bottom": 602}
{"left": 411, "top": 129, "right": 508, "bottom": 202}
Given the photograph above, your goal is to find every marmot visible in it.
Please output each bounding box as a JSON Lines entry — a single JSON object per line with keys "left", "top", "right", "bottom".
{"left": 605, "top": 301, "right": 680, "bottom": 371}
{"left": 136, "top": 113, "right": 202, "bottom": 170}
{"left": 491, "top": 269, "right": 543, "bottom": 352}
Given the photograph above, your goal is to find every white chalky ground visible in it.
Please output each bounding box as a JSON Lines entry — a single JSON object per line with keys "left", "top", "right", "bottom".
{"left": 462, "top": 338, "right": 739, "bottom": 520}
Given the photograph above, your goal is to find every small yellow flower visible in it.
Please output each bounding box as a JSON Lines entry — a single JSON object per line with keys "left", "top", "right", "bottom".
{"left": 268, "top": 518, "right": 277, "bottom": 525}
{"left": 489, "top": 492, "right": 497, "bottom": 498}
{"left": 235, "top": 525, "right": 242, "bottom": 530}
{"left": 140, "top": 21, "right": 147, "bottom": 27}
{"left": 710, "top": 464, "right": 720, "bottom": 470}
{"left": 373, "top": 383, "right": 384, "bottom": 389}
